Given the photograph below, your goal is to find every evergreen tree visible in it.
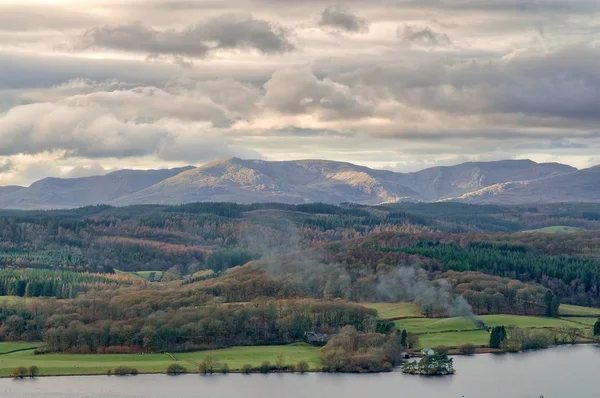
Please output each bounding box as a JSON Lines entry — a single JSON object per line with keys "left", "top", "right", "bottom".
{"left": 400, "top": 329, "right": 408, "bottom": 348}
{"left": 544, "top": 291, "right": 560, "bottom": 317}
{"left": 489, "top": 326, "right": 507, "bottom": 348}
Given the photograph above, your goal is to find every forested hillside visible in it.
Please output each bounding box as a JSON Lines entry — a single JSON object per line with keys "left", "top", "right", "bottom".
{"left": 0, "top": 201, "right": 599, "bottom": 354}
{"left": 0, "top": 202, "right": 598, "bottom": 276}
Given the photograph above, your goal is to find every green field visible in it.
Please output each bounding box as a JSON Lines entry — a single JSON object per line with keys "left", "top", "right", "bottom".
{"left": 175, "top": 344, "right": 321, "bottom": 369}
{"left": 361, "top": 302, "right": 423, "bottom": 319}
{"left": 0, "top": 343, "right": 320, "bottom": 377}
{"left": 561, "top": 317, "right": 599, "bottom": 326}
{"left": 0, "top": 342, "right": 39, "bottom": 355}
{"left": 419, "top": 331, "right": 491, "bottom": 348}
{"left": 522, "top": 226, "right": 584, "bottom": 234}
{"left": 559, "top": 304, "right": 600, "bottom": 316}
{"left": 393, "top": 314, "right": 597, "bottom": 349}
{"left": 394, "top": 315, "right": 583, "bottom": 334}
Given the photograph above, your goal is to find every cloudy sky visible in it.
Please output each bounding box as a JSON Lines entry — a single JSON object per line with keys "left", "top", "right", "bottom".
{"left": 0, "top": 0, "right": 599, "bottom": 185}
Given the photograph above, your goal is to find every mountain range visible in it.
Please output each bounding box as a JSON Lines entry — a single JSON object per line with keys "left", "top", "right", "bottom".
{"left": 0, "top": 158, "right": 597, "bottom": 209}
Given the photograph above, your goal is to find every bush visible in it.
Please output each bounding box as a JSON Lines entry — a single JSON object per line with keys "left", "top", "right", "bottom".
{"left": 458, "top": 344, "right": 476, "bottom": 355}
{"left": 241, "top": 364, "right": 253, "bottom": 374}
{"left": 166, "top": 364, "right": 187, "bottom": 375}
{"left": 433, "top": 346, "right": 449, "bottom": 355}
{"left": 221, "top": 363, "right": 230, "bottom": 374}
{"left": 295, "top": 361, "right": 309, "bottom": 373}
{"left": 28, "top": 366, "right": 40, "bottom": 378}
{"left": 113, "top": 366, "right": 138, "bottom": 376}
{"left": 11, "top": 367, "right": 28, "bottom": 379}
{"left": 260, "top": 361, "right": 272, "bottom": 374}
{"left": 107, "top": 369, "right": 112, "bottom": 376}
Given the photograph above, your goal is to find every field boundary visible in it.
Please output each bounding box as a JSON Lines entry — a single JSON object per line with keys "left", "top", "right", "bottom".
{"left": 0, "top": 346, "right": 38, "bottom": 356}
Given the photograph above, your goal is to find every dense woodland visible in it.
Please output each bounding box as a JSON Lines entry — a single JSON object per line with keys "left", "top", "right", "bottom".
{"left": 0, "top": 202, "right": 598, "bottom": 275}
{"left": 0, "top": 202, "right": 599, "bottom": 353}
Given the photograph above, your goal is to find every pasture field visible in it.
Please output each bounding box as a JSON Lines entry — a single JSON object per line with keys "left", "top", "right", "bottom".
{"left": 175, "top": 343, "right": 321, "bottom": 370}
{"left": 559, "top": 304, "right": 600, "bottom": 317}
{"left": 360, "top": 302, "right": 423, "bottom": 319}
{"left": 419, "top": 331, "right": 491, "bottom": 348}
{"left": 393, "top": 314, "right": 598, "bottom": 349}
{"left": 393, "top": 315, "right": 583, "bottom": 334}
{"left": 0, "top": 342, "right": 39, "bottom": 354}
{"left": 561, "top": 317, "right": 599, "bottom": 326}
{"left": 0, "top": 343, "right": 320, "bottom": 377}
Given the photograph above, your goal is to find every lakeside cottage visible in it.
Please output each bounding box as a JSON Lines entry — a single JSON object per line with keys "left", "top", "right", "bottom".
{"left": 421, "top": 348, "right": 436, "bottom": 356}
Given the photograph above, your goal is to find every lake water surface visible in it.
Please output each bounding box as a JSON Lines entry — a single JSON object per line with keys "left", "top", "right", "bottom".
{"left": 0, "top": 345, "right": 598, "bottom": 398}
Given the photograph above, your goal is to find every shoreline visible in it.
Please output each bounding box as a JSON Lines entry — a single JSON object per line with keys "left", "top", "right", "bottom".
{"left": 2, "top": 343, "right": 597, "bottom": 379}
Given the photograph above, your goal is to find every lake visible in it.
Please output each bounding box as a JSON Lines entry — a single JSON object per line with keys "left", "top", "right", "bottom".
{"left": 1, "top": 345, "right": 598, "bottom": 398}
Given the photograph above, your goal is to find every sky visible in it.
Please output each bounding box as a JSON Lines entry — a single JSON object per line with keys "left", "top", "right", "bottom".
{"left": 0, "top": 0, "right": 599, "bottom": 186}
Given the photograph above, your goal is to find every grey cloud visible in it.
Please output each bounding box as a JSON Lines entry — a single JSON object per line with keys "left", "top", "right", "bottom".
{"left": 398, "top": 24, "right": 451, "bottom": 46}
{"left": 334, "top": 42, "right": 600, "bottom": 125}
{"left": 0, "top": 80, "right": 262, "bottom": 161}
{"left": 78, "top": 22, "right": 211, "bottom": 57}
{"left": 318, "top": 5, "right": 369, "bottom": 33}
{"left": 200, "top": 13, "right": 294, "bottom": 53}
{"left": 262, "top": 68, "right": 375, "bottom": 119}
{"left": 0, "top": 101, "right": 171, "bottom": 158}
{"left": 77, "top": 14, "right": 294, "bottom": 58}
{"left": 0, "top": 51, "right": 276, "bottom": 91}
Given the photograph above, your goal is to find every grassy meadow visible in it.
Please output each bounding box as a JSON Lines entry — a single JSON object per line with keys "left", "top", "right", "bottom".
{"left": 0, "top": 343, "right": 321, "bottom": 377}
{"left": 393, "top": 315, "right": 587, "bottom": 335}
{"left": 559, "top": 304, "right": 600, "bottom": 317}
{"left": 419, "top": 331, "right": 491, "bottom": 348}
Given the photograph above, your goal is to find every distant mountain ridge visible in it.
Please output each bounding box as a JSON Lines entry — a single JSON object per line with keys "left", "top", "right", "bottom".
{"left": 0, "top": 186, "right": 24, "bottom": 197}
{"left": 0, "top": 158, "right": 594, "bottom": 209}
{"left": 452, "top": 165, "right": 600, "bottom": 204}
{"left": 0, "top": 167, "right": 194, "bottom": 210}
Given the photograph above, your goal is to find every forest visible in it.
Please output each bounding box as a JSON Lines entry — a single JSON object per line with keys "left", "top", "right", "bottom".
{"left": 0, "top": 201, "right": 598, "bottom": 355}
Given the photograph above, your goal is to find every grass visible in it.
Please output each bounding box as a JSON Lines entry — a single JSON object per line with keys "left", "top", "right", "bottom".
{"left": 0, "top": 343, "right": 321, "bottom": 377}
{"left": 0, "top": 296, "right": 23, "bottom": 305}
{"left": 419, "top": 331, "right": 491, "bottom": 348}
{"left": 360, "top": 302, "right": 423, "bottom": 319}
{"left": 561, "top": 317, "right": 599, "bottom": 326}
{"left": 394, "top": 315, "right": 590, "bottom": 334}
{"left": 0, "top": 342, "right": 39, "bottom": 355}
{"left": 393, "top": 314, "right": 598, "bottom": 349}
{"left": 175, "top": 343, "right": 322, "bottom": 370}
{"left": 522, "top": 226, "right": 584, "bottom": 234}
{"left": 560, "top": 304, "right": 600, "bottom": 317}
